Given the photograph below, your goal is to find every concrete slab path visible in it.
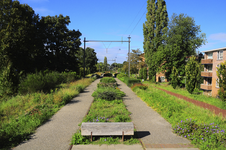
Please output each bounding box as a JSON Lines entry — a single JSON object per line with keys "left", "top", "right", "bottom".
{"left": 115, "top": 78, "right": 199, "bottom": 150}
{"left": 13, "top": 79, "right": 100, "bottom": 150}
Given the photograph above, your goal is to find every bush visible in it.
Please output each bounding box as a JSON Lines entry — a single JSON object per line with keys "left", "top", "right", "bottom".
{"left": 103, "top": 73, "right": 112, "bottom": 77}
{"left": 100, "top": 77, "right": 116, "bottom": 83}
{"left": 131, "top": 83, "right": 148, "bottom": 91}
{"left": 97, "top": 83, "right": 117, "bottom": 88}
{"left": 143, "top": 68, "right": 147, "bottom": 80}
{"left": 117, "top": 73, "right": 128, "bottom": 79}
{"left": 18, "top": 71, "right": 79, "bottom": 94}
{"left": 124, "top": 77, "right": 141, "bottom": 87}
{"left": 171, "top": 67, "right": 178, "bottom": 89}
{"left": 92, "top": 87, "right": 125, "bottom": 101}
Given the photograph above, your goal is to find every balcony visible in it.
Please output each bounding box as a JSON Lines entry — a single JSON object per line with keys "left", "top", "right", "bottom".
{"left": 201, "top": 59, "right": 213, "bottom": 64}
{"left": 201, "top": 72, "right": 212, "bottom": 77}
{"left": 200, "top": 84, "right": 212, "bottom": 91}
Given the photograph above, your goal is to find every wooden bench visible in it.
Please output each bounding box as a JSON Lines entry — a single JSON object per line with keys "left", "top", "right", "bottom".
{"left": 81, "top": 122, "right": 134, "bottom": 141}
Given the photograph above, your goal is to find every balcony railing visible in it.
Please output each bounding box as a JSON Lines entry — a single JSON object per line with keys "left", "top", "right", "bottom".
{"left": 201, "top": 72, "right": 212, "bottom": 77}
{"left": 200, "top": 84, "right": 212, "bottom": 91}
{"left": 201, "top": 59, "right": 213, "bottom": 64}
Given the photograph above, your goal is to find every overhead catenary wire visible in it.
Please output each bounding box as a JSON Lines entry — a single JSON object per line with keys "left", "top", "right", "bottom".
{"left": 130, "top": 10, "right": 146, "bottom": 35}
{"left": 123, "top": 1, "right": 146, "bottom": 36}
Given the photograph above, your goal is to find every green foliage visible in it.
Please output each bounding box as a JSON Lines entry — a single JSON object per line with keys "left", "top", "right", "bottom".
{"left": 143, "top": 67, "right": 147, "bottom": 80}
{"left": 124, "top": 77, "right": 141, "bottom": 87}
{"left": 131, "top": 83, "right": 148, "bottom": 91}
{"left": 143, "top": 0, "right": 168, "bottom": 82}
{"left": 171, "top": 67, "right": 178, "bottom": 89}
{"left": 161, "top": 13, "right": 206, "bottom": 82}
{"left": 172, "top": 119, "right": 226, "bottom": 150}
{"left": 18, "top": 71, "right": 79, "bottom": 94}
{"left": 139, "top": 68, "right": 144, "bottom": 79}
{"left": 217, "top": 61, "right": 226, "bottom": 103}
{"left": 0, "top": 78, "right": 93, "bottom": 149}
{"left": 78, "top": 47, "right": 98, "bottom": 73}
{"left": 133, "top": 83, "right": 226, "bottom": 150}
{"left": 185, "top": 56, "right": 202, "bottom": 94}
{"left": 71, "top": 131, "right": 90, "bottom": 145}
{"left": 129, "top": 49, "right": 143, "bottom": 74}
{"left": 97, "top": 83, "right": 117, "bottom": 88}
{"left": 100, "top": 77, "right": 116, "bottom": 83}
{"left": 92, "top": 87, "right": 125, "bottom": 101}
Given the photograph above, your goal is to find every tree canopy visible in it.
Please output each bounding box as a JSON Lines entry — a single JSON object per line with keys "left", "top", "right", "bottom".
{"left": 143, "top": 0, "right": 168, "bottom": 82}
{"left": 161, "top": 13, "right": 206, "bottom": 84}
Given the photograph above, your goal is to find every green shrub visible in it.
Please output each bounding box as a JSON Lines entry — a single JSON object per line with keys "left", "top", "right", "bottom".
{"left": 171, "top": 67, "right": 178, "bottom": 89}
{"left": 139, "top": 68, "right": 143, "bottom": 79}
{"left": 97, "top": 83, "right": 117, "bottom": 88}
{"left": 92, "top": 87, "right": 125, "bottom": 101}
{"left": 103, "top": 73, "right": 112, "bottom": 77}
{"left": 100, "top": 77, "right": 116, "bottom": 83}
{"left": 18, "top": 71, "right": 79, "bottom": 94}
{"left": 143, "top": 68, "right": 147, "bottom": 80}
{"left": 124, "top": 77, "right": 141, "bottom": 87}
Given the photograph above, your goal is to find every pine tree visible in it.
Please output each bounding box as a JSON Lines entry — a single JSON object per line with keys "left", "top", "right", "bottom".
{"left": 143, "top": 0, "right": 168, "bottom": 82}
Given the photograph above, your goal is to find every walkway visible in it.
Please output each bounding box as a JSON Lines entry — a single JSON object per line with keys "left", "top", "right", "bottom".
{"left": 114, "top": 78, "right": 199, "bottom": 150}
{"left": 156, "top": 87, "right": 226, "bottom": 118}
{"left": 13, "top": 79, "right": 100, "bottom": 150}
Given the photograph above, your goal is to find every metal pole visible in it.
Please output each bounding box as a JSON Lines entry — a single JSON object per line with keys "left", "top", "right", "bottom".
{"left": 128, "top": 36, "right": 131, "bottom": 77}
{"left": 83, "top": 37, "right": 86, "bottom": 78}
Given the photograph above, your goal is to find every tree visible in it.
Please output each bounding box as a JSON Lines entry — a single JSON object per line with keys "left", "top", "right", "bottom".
{"left": 161, "top": 13, "right": 206, "bottom": 85}
{"left": 185, "top": 56, "right": 202, "bottom": 93}
{"left": 171, "top": 67, "right": 178, "bottom": 89}
{"left": 0, "top": 0, "right": 40, "bottom": 95}
{"left": 40, "top": 15, "right": 81, "bottom": 72}
{"left": 104, "top": 57, "right": 107, "bottom": 71}
{"left": 143, "top": 67, "right": 147, "bottom": 80}
{"left": 143, "top": 0, "right": 168, "bottom": 82}
{"left": 217, "top": 61, "right": 226, "bottom": 103}
{"left": 130, "top": 49, "right": 143, "bottom": 74}
{"left": 78, "top": 47, "right": 97, "bottom": 73}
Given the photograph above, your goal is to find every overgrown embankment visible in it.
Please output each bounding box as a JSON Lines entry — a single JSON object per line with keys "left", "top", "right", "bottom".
{"left": 117, "top": 74, "right": 226, "bottom": 150}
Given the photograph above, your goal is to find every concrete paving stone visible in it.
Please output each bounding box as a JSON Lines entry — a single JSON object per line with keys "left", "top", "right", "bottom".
{"left": 146, "top": 149, "right": 199, "bottom": 150}
{"left": 72, "top": 144, "right": 144, "bottom": 150}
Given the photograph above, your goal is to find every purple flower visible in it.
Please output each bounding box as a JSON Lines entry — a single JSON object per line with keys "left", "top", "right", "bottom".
{"left": 188, "top": 134, "right": 190, "bottom": 136}
{"left": 202, "top": 138, "right": 203, "bottom": 140}
{"left": 185, "top": 135, "right": 187, "bottom": 137}
{"left": 192, "top": 133, "right": 193, "bottom": 135}
{"left": 181, "top": 120, "right": 183, "bottom": 123}
{"left": 221, "top": 130, "right": 225, "bottom": 133}
{"left": 206, "top": 131, "right": 208, "bottom": 132}
{"left": 105, "top": 139, "right": 106, "bottom": 141}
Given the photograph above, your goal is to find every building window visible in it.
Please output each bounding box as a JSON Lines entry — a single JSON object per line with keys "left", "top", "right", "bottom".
{"left": 160, "top": 76, "right": 165, "bottom": 82}
{"left": 217, "top": 50, "right": 223, "bottom": 60}
{"left": 207, "top": 52, "right": 213, "bottom": 59}
{"left": 206, "top": 65, "right": 212, "bottom": 72}
{"left": 216, "top": 64, "right": 221, "bottom": 71}
{"left": 216, "top": 78, "right": 219, "bottom": 88}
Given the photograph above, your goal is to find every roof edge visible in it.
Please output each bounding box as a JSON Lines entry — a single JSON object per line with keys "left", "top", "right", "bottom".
{"left": 202, "top": 47, "right": 226, "bottom": 53}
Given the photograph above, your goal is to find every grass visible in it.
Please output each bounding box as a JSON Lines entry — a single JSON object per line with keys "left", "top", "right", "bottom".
{"left": 118, "top": 76, "right": 226, "bottom": 150}
{"left": 71, "top": 78, "right": 140, "bottom": 145}
{"left": 146, "top": 82, "right": 226, "bottom": 110}
{"left": 0, "top": 78, "right": 94, "bottom": 150}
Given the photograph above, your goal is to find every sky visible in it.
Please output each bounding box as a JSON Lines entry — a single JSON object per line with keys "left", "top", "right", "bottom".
{"left": 18, "top": 0, "right": 226, "bottom": 64}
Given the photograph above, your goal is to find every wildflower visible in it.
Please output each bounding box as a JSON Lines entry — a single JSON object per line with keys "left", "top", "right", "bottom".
{"left": 185, "top": 135, "right": 187, "bottom": 137}
{"left": 192, "top": 133, "right": 193, "bottom": 135}
{"left": 181, "top": 120, "right": 183, "bottom": 123}
{"left": 221, "top": 130, "right": 225, "bottom": 133}
{"left": 206, "top": 131, "right": 208, "bottom": 132}
{"left": 188, "top": 134, "right": 190, "bottom": 136}
{"left": 202, "top": 138, "right": 203, "bottom": 140}
{"left": 105, "top": 139, "right": 106, "bottom": 141}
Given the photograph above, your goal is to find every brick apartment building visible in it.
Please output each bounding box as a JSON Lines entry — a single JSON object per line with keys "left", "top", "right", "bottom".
{"left": 201, "top": 47, "right": 226, "bottom": 97}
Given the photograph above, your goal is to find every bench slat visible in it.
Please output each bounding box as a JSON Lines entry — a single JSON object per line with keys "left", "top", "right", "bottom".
{"left": 81, "top": 122, "right": 134, "bottom": 136}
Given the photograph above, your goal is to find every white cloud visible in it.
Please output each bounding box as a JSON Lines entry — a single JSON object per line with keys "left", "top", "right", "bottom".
{"left": 209, "top": 33, "right": 226, "bottom": 42}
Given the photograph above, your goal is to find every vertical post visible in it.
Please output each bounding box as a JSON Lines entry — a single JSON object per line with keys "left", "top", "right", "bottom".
{"left": 128, "top": 36, "right": 131, "bottom": 77}
{"left": 83, "top": 37, "right": 86, "bottom": 78}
